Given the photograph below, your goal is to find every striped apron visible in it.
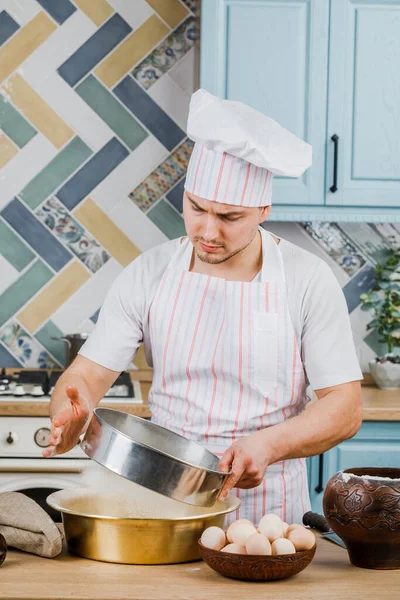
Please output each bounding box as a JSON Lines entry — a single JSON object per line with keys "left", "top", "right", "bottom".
{"left": 148, "top": 228, "right": 311, "bottom": 524}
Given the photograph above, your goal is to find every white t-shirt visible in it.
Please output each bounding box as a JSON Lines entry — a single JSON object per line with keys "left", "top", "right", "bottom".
{"left": 80, "top": 235, "right": 363, "bottom": 390}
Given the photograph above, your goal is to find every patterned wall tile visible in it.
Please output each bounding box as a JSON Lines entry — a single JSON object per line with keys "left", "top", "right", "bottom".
{"left": 0, "top": 133, "right": 18, "bottom": 168}
{"left": 0, "top": 11, "right": 20, "bottom": 46}
{"left": 17, "top": 261, "right": 91, "bottom": 333}
{"left": 114, "top": 75, "right": 185, "bottom": 150}
{"left": 146, "top": 0, "right": 189, "bottom": 29}
{"left": 181, "top": 0, "right": 197, "bottom": 12}
{"left": 73, "top": 0, "right": 114, "bottom": 26}
{"left": 129, "top": 138, "right": 192, "bottom": 211}
{"left": 106, "top": 0, "right": 153, "bottom": 29}
{"left": 74, "top": 198, "right": 141, "bottom": 267}
{"left": 56, "top": 137, "right": 129, "bottom": 210}
{"left": 19, "top": 136, "right": 92, "bottom": 209}
{"left": 0, "top": 320, "right": 58, "bottom": 368}
{"left": 3, "top": 74, "right": 74, "bottom": 149}
{"left": 0, "top": 92, "right": 37, "bottom": 148}
{"left": 58, "top": 13, "right": 132, "bottom": 87}
{"left": 133, "top": 17, "right": 195, "bottom": 89}
{"left": 95, "top": 14, "right": 169, "bottom": 88}
{"left": 2, "top": 198, "right": 72, "bottom": 271}
{"left": 0, "top": 218, "right": 35, "bottom": 272}
{"left": 301, "top": 222, "right": 366, "bottom": 277}
{"left": 36, "top": 197, "right": 110, "bottom": 273}
{"left": 342, "top": 265, "right": 376, "bottom": 313}
{"left": 0, "top": 255, "right": 18, "bottom": 295}
{"left": 76, "top": 75, "right": 148, "bottom": 151}
{"left": 35, "top": 0, "right": 76, "bottom": 25}
{"left": 0, "top": 260, "right": 52, "bottom": 328}
{"left": 0, "top": 12, "right": 56, "bottom": 83}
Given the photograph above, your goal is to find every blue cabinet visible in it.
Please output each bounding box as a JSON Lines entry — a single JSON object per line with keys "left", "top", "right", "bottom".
{"left": 200, "top": 0, "right": 400, "bottom": 222}
{"left": 307, "top": 421, "right": 400, "bottom": 515}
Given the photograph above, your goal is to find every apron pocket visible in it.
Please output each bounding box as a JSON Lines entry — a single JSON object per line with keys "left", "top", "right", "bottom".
{"left": 253, "top": 312, "right": 278, "bottom": 394}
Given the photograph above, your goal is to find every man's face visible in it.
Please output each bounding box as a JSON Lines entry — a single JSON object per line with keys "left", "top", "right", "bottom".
{"left": 183, "top": 191, "right": 271, "bottom": 265}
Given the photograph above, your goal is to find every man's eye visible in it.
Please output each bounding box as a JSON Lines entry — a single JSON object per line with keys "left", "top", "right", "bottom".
{"left": 192, "top": 205, "right": 203, "bottom": 212}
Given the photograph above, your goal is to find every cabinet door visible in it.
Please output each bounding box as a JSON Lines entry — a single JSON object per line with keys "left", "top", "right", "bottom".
{"left": 200, "top": 0, "right": 329, "bottom": 206}
{"left": 326, "top": 0, "right": 400, "bottom": 208}
{"left": 308, "top": 422, "right": 400, "bottom": 514}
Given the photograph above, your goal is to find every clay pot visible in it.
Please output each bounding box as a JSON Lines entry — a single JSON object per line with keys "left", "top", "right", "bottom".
{"left": 323, "top": 467, "right": 400, "bottom": 570}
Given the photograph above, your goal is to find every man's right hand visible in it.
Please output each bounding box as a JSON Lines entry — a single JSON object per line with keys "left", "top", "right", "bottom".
{"left": 42, "top": 385, "right": 90, "bottom": 458}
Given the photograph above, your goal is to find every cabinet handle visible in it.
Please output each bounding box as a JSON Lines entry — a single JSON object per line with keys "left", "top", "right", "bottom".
{"left": 315, "top": 453, "right": 324, "bottom": 493}
{"left": 329, "top": 134, "right": 339, "bottom": 193}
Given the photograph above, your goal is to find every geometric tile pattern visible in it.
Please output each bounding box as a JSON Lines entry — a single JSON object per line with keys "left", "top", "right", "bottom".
{"left": 0, "top": 0, "right": 194, "bottom": 367}
{"left": 1, "top": 0, "right": 394, "bottom": 371}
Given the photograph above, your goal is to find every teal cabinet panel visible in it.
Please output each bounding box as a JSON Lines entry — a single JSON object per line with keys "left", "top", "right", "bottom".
{"left": 326, "top": 0, "right": 400, "bottom": 208}
{"left": 200, "top": 0, "right": 330, "bottom": 207}
{"left": 308, "top": 422, "right": 400, "bottom": 514}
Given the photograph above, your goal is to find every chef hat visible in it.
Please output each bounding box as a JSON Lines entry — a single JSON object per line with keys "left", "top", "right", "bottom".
{"left": 184, "top": 89, "right": 312, "bottom": 207}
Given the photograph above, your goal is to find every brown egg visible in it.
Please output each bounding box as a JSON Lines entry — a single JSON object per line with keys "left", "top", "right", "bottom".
{"left": 258, "top": 514, "right": 284, "bottom": 542}
{"left": 230, "top": 523, "right": 258, "bottom": 546}
{"left": 287, "top": 527, "right": 316, "bottom": 551}
{"left": 221, "top": 543, "right": 246, "bottom": 554}
{"left": 271, "top": 538, "right": 296, "bottom": 555}
{"left": 200, "top": 526, "right": 226, "bottom": 551}
{"left": 226, "top": 519, "right": 254, "bottom": 542}
{"left": 245, "top": 533, "right": 272, "bottom": 556}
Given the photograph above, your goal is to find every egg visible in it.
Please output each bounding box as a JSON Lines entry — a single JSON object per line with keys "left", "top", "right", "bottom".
{"left": 245, "top": 533, "right": 272, "bottom": 556}
{"left": 282, "top": 521, "right": 289, "bottom": 536}
{"left": 230, "top": 523, "right": 258, "bottom": 546}
{"left": 200, "top": 526, "right": 226, "bottom": 551}
{"left": 285, "top": 523, "right": 303, "bottom": 536}
{"left": 258, "top": 514, "right": 284, "bottom": 542}
{"left": 287, "top": 527, "right": 316, "bottom": 551}
{"left": 271, "top": 538, "right": 296, "bottom": 555}
{"left": 226, "top": 519, "right": 254, "bottom": 542}
{"left": 221, "top": 543, "right": 246, "bottom": 554}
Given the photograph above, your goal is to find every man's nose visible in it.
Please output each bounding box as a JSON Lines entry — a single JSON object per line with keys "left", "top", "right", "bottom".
{"left": 203, "top": 215, "right": 220, "bottom": 241}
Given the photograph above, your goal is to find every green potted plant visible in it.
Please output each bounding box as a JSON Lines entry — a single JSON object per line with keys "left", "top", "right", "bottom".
{"left": 360, "top": 247, "right": 400, "bottom": 389}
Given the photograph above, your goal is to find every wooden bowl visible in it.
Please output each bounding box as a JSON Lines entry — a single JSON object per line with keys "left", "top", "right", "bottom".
{"left": 198, "top": 541, "right": 316, "bottom": 581}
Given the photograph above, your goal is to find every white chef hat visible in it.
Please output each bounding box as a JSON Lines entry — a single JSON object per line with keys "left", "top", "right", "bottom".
{"left": 184, "top": 89, "right": 312, "bottom": 207}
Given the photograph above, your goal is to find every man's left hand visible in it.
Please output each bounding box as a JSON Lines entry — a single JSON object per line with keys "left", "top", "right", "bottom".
{"left": 217, "top": 430, "right": 271, "bottom": 500}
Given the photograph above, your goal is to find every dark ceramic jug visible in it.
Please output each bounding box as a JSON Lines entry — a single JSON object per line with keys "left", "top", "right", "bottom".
{"left": 323, "top": 467, "right": 400, "bottom": 570}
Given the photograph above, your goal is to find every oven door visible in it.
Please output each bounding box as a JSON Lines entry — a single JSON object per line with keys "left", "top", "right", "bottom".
{"left": 0, "top": 458, "right": 90, "bottom": 521}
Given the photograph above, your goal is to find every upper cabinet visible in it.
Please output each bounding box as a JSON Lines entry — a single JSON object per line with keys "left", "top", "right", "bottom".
{"left": 200, "top": 0, "right": 400, "bottom": 222}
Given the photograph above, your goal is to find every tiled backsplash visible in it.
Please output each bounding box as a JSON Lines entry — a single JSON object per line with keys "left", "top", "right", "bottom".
{"left": 0, "top": 0, "right": 398, "bottom": 372}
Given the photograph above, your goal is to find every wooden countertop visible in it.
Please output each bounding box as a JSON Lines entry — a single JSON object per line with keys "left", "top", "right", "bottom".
{"left": 1, "top": 533, "right": 398, "bottom": 600}
{"left": 1, "top": 370, "right": 399, "bottom": 420}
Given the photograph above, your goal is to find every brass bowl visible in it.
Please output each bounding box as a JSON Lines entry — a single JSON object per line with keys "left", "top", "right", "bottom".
{"left": 47, "top": 487, "right": 240, "bottom": 564}
{"left": 198, "top": 541, "right": 316, "bottom": 581}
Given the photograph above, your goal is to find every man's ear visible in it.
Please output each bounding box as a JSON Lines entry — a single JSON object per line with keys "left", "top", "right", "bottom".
{"left": 260, "top": 205, "right": 271, "bottom": 222}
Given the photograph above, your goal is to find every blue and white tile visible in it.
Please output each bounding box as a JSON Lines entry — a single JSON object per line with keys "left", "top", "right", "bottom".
{"left": 0, "top": 10, "right": 20, "bottom": 46}
{"left": 0, "top": 135, "right": 56, "bottom": 211}
{"left": 1, "top": 0, "right": 40, "bottom": 26}
{"left": 36, "top": 197, "right": 110, "bottom": 273}
{"left": 107, "top": 0, "right": 153, "bottom": 30}
{"left": 148, "top": 74, "right": 190, "bottom": 131}
{"left": 35, "top": 0, "right": 77, "bottom": 25}
{"left": 0, "top": 256, "right": 19, "bottom": 296}
{"left": 91, "top": 136, "right": 168, "bottom": 212}
{"left": 109, "top": 195, "right": 168, "bottom": 252}
{"left": 51, "top": 258, "right": 122, "bottom": 333}
{"left": 0, "top": 320, "right": 58, "bottom": 368}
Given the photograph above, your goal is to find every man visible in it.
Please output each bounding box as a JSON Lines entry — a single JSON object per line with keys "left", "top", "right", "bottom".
{"left": 44, "top": 89, "right": 362, "bottom": 524}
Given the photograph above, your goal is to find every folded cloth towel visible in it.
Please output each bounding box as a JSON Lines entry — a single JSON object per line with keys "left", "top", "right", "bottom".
{"left": 0, "top": 492, "right": 63, "bottom": 558}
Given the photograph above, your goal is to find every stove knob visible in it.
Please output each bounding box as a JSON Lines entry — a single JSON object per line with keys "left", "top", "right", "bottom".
{"left": 34, "top": 427, "right": 51, "bottom": 448}
{"left": 13, "top": 385, "right": 25, "bottom": 396}
{"left": 6, "top": 432, "right": 15, "bottom": 444}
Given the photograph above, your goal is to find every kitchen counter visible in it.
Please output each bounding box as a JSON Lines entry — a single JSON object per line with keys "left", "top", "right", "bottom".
{"left": 1, "top": 370, "right": 399, "bottom": 421}
{"left": 1, "top": 533, "right": 398, "bottom": 600}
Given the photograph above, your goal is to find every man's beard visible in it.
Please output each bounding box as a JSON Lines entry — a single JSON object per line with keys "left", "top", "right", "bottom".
{"left": 194, "top": 230, "right": 258, "bottom": 265}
